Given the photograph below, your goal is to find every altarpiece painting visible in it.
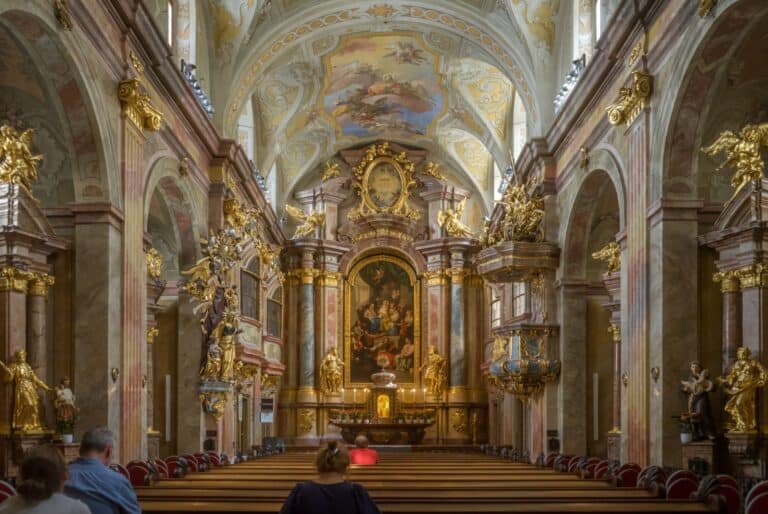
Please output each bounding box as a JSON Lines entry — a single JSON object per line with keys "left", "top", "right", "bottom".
{"left": 345, "top": 256, "right": 420, "bottom": 385}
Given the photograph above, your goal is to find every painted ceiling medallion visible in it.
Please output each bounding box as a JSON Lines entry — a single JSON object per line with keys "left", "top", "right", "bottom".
{"left": 322, "top": 32, "right": 446, "bottom": 139}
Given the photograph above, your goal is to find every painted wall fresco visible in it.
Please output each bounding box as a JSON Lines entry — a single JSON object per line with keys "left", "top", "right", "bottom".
{"left": 346, "top": 257, "right": 418, "bottom": 385}
{"left": 323, "top": 32, "right": 445, "bottom": 138}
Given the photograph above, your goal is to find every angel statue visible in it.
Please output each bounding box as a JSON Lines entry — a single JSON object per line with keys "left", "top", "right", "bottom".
{"left": 437, "top": 199, "right": 474, "bottom": 238}
{"left": 0, "top": 125, "right": 43, "bottom": 191}
{"left": 591, "top": 241, "right": 621, "bottom": 274}
{"left": 285, "top": 204, "right": 326, "bottom": 239}
{"left": 321, "top": 161, "right": 341, "bottom": 181}
{"left": 319, "top": 346, "right": 344, "bottom": 394}
{"left": 680, "top": 361, "right": 716, "bottom": 440}
{"left": 421, "top": 345, "right": 447, "bottom": 397}
{"left": 718, "top": 347, "right": 768, "bottom": 432}
{"left": 0, "top": 350, "right": 51, "bottom": 433}
{"left": 702, "top": 122, "right": 768, "bottom": 194}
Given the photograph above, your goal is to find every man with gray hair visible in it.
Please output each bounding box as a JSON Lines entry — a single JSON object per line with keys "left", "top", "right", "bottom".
{"left": 64, "top": 427, "right": 140, "bottom": 514}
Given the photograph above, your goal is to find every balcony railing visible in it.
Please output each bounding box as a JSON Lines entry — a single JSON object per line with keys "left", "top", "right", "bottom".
{"left": 181, "top": 60, "right": 214, "bottom": 118}
{"left": 553, "top": 54, "right": 586, "bottom": 113}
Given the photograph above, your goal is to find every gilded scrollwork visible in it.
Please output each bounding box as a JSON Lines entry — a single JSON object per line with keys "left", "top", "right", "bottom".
{"left": 605, "top": 72, "right": 653, "bottom": 126}
{"left": 146, "top": 247, "right": 163, "bottom": 280}
{"left": 321, "top": 160, "right": 341, "bottom": 181}
{"left": 451, "top": 408, "right": 467, "bottom": 434}
{"left": 702, "top": 123, "right": 768, "bottom": 195}
{"left": 298, "top": 408, "right": 315, "bottom": 434}
{"left": 117, "top": 78, "right": 163, "bottom": 131}
{"left": 199, "top": 391, "right": 227, "bottom": 420}
{"left": 490, "top": 183, "right": 545, "bottom": 243}
{"left": 349, "top": 142, "right": 420, "bottom": 221}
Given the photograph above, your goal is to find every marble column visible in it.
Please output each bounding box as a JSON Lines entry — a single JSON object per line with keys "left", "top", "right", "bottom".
{"left": 176, "top": 290, "right": 204, "bottom": 454}
{"left": 296, "top": 250, "right": 318, "bottom": 440}
{"left": 120, "top": 100, "right": 148, "bottom": 461}
{"left": 26, "top": 273, "right": 54, "bottom": 384}
{"left": 558, "top": 283, "right": 588, "bottom": 456}
{"left": 146, "top": 279, "right": 164, "bottom": 458}
{"left": 714, "top": 271, "right": 741, "bottom": 371}
{"left": 448, "top": 265, "right": 466, "bottom": 389}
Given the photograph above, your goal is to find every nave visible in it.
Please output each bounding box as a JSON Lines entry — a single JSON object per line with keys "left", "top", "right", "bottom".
{"left": 134, "top": 451, "right": 728, "bottom": 514}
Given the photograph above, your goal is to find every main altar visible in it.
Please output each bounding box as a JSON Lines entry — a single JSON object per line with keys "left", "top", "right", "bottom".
{"left": 329, "top": 370, "right": 435, "bottom": 445}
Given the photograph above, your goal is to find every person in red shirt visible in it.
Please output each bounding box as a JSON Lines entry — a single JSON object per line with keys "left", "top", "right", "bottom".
{"left": 349, "top": 435, "right": 379, "bottom": 465}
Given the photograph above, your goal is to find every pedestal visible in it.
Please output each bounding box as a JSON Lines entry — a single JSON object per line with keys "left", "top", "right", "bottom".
{"left": 0, "top": 433, "right": 53, "bottom": 479}
{"left": 606, "top": 431, "right": 621, "bottom": 461}
{"left": 147, "top": 430, "right": 161, "bottom": 459}
{"left": 54, "top": 442, "right": 81, "bottom": 463}
{"left": 682, "top": 439, "right": 717, "bottom": 474}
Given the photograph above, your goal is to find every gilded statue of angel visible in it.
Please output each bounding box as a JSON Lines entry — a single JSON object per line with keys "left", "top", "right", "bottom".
{"left": 591, "top": 241, "right": 621, "bottom": 274}
{"left": 422, "top": 161, "right": 445, "bottom": 180}
{"left": 0, "top": 125, "right": 43, "bottom": 191}
{"left": 285, "top": 204, "right": 326, "bottom": 239}
{"left": 223, "top": 197, "right": 248, "bottom": 231}
{"left": 321, "top": 161, "right": 341, "bottom": 181}
{"left": 437, "top": 199, "right": 474, "bottom": 238}
{"left": 702, "top": 123, "right": 768, "bottom": 193}
{"left": 146, "top": 247, "right": 163, "bottom": 279}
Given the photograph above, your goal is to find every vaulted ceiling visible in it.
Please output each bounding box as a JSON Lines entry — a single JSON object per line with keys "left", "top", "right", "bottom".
{"left": 171, "top": 0, "right": 569, "bottom": 211}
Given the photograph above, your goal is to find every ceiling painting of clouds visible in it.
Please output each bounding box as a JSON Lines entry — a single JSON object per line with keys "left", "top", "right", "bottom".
{"left": 322, "top": 32, "right": 446, "bottom": 139}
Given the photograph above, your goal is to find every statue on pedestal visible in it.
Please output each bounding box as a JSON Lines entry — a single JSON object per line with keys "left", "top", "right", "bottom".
{"left": 320, "top": 346, "right": 344, "bottom": 394}
{"left": 54, "top": 377, "right": 77, "bottom": 433}
{"left": 680, "top": 361, "right": 716, "bottom": 440}
{"left": 421, "top": 345, "right": 446, "bottom": 397}
{"left": 0, "top": 350, "right": 51, "bottom": 433}
{"left": 718, "top": 347, "right": 767, "bottom": 432}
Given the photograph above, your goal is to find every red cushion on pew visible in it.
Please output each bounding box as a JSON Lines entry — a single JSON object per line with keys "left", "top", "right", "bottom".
{"left": 746, "top": 492, "right": 768, "bottom": 514}
{"left": 747, "top": 480, "right": 768, "bottom": 505}
{"left": 666, "top": 477, "right": 699, "bottom": 500}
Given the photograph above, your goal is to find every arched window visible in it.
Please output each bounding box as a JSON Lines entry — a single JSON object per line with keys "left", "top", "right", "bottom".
{"left": 241, "top": 259, "right": 261, "bottom": 321}
{"left": 167, "top": 1, "right": 174, "bottom": 47}
{"left": 266, "top": 287, "right": 283, "bottom": 338}
{"left": 512, "top": 281, "right": 527, "bottom": 317}
{"left": 512, "top": 91, "right": 527, "bottom": 159}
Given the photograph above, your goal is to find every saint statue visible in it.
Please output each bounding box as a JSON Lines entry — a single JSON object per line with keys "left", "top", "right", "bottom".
{"left": 214, "top": 311, "right": 239, "bottom": 382}
{"left": 200, "top": 339, "right": 222, "bottom": 381}
{"left": 0, "top": 350, "right": 51, "bottom": 433}
{"left": 680, "top": 361, "right": 716, "bottom": 440}
{"left": 320, "top": 346, "right": 344, "bottom": 394}
{"left": 54, "top": 377, "right": 77, "bottom": 430}
{"left": 718, "top": 347, "right": 768, "bottom": 432}
{"left": 421, "top": 345, "right": 447, "bottom": 397}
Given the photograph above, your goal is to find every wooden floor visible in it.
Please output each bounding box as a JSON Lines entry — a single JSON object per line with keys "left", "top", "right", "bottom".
{"left": 137, "top": 452, "right": 719, "bottom": 514}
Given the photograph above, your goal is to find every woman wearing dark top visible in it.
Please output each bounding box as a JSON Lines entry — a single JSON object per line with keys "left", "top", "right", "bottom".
{"left": 279, "top": 441, "right": 381, "bottom": 514}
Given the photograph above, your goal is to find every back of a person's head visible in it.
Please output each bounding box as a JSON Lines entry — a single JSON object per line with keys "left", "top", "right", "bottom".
{"left": 354, "top": 435, "right": 370, "bottom": 449}
{"left": 315, "top": 441, "right": 349, "bottom": 474}
{"left": 17, "top": 446, "right": 66, "bottom": 501}
{"left": 80, "top": 426, "right": 114, "bottom": 455}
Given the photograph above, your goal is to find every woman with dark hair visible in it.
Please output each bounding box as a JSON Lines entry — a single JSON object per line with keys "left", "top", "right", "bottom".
{"left": 1, "top": 446, "right": 90, "bottom": 513}
{"left": 279, "top": 441, "right": 380, "bottom": 514}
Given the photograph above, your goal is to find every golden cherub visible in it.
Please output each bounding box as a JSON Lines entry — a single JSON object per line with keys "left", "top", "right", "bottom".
{"left": 285, "top": 204, "right": 326, "bottom": 239}
{"left": 591, "top": 241, "right": 621, "bottom": 274}
{"left": 702, "top": 123, "right": 768, "bottom": 194}
{"left": 0, "top": 125, "right": 43, "bottom": 191}
{"left": 437, "top": 198, "right": 474, "bottom": 238}
{"left": 223, "top": 197, "right": 249, "bottom": 231}
{"left": 321, "top": 161, "right": 341, "bottom": 181}
{"left": 422, "top": 161, "right": 445, "bottom": 180}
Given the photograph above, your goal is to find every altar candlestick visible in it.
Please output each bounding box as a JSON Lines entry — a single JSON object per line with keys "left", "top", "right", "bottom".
{"left": 422, "top": 387, "right": 426, "bottom": 403}
{"left": 353, "top": 388, "right": 358, "bottom": 405}
{"left": 411, "top": 387, "right": 416, "bottom": 403}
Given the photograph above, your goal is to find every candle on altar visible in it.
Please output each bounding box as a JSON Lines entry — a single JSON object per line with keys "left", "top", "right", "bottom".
{"left": 422, "top": 387, "right": 427, "bottom": 403}
{"left": 353, "top": 388, "right": 358, "bottom": 404}
{"left": 410, "top": 387, "right": 416, "bottom": 403}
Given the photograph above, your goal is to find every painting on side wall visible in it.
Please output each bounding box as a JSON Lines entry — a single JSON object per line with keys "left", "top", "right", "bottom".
{"left": 345, "top": 256, "right": 420, "bottom": 385}
{"left": 322, "top": 32, "right": 445, "bottom": 138}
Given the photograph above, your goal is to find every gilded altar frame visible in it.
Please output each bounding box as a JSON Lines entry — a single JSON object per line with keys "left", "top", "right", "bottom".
{"left": 344, "top": 254, "right": 421, "bottom": 387}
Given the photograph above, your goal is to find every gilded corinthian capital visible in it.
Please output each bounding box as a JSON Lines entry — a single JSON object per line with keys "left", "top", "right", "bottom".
{"left": 118, "top": 78, "right": 163, "bottom": 131}
{"left": 606, "top": 72, "right": 653, "bottom": 126}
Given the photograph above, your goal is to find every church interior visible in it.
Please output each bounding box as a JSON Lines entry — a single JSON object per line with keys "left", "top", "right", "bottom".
{"left": 2, "top": 0, "right": 768, "bottom": 512}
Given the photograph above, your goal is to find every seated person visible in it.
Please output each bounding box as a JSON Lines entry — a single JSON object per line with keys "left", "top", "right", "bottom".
{"left": 64, "top": 427, "right": 140, "bottom": 514}
{"left": 1, "top": 445, "right": 90, "bottom": 514}
{"left": 349, "top": 435, "right": 379, "bottom": 465}
{"left": 280, "top": 441, "right": 380, "bottom": 514}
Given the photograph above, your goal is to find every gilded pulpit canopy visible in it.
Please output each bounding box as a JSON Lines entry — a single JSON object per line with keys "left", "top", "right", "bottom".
{"left": 718, "top": 347, "right": 767, "bottom": 432}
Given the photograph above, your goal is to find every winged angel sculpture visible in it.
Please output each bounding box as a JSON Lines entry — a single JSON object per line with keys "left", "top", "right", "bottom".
{"left": 437, "top": 198, "right": 474, "bottom": 238}
{"left": 285, "top": 204, "right": 326, "bottom": 239}
{"left": 702, "top": 122, "right": 768, "bottom": 194}
{"left": 0, "top": 125, "right": 43, "bottom": 191}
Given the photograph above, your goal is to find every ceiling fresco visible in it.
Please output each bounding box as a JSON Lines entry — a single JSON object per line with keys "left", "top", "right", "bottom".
{"left": 323, "top": 33, "right": 446, "bottom": 139}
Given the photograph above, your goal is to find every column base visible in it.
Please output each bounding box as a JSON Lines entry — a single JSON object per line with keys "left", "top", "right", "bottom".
{"left": 606, "top": 430, "right": 621, "bottom": 461}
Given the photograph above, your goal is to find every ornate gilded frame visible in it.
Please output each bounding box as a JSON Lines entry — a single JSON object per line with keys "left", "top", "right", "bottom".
{"left": 349, "top": 142, "right": 420, "bottom": 221}
{"left": 344, "top": 254, "right": 421, "bottom": 387}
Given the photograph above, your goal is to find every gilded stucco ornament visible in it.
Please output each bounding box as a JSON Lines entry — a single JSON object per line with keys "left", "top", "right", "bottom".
{"left": 298, "top": 409, "right": 315, "bottom": 434}
{"left": 718, "top": 347, "right": 767, "bottom": 432}
{"left": 319, "top": 346, "right": 344, "bottom": 394}
{"left": 606, "top": 72, "right": 653, "bottom": 126}
{"left": 493, "top": 183, "right": 545, "bottom": 243}
{"left": 713, "top": 270, "right": 740, "bottom": 293}
{"left": 0, "top": 125, "right": 43, "bottom": 192}
{"left": 0, "top": 350, "right": 51, "bottom": 433}
{"left": 146, "top": 326, "right": 159, "bottom": 344}
{"left": 285, "top": 204, "right": 326, "bottom": 239}
{"left": 591, "top": 242, "right": 621, "bottom": 274}
{"left": 451, "top": 408, "right": 467, "bottom": 434}
{"left": 349, "top": 142, "right": 420, "bottom": 221}
{"left": 145, "top": 247, "right": 163, "bottom": 279}
{"left": 199, "top": 391, "right": 227, "bottom": 420}
{"left": 260, "top": 373, "right": 280, "bottom": 397}
{"left": 53, "top": 0, "right": 72, "bottom": 30}
{"left": 117, "top": 78, "right": 163, "bottom": 131}
{"left": 437, "top": 198, "right": 474, "bottom": 238}
{"left": 234, "top": 360, "right": 259, "bottom": 386}
{"left": 702, "top": 122, "right": 768, "bottom": 195}
{"left": 491, "top": 334, "right": 508, "bottom": 363}
{"left": 699, "top": 0, "right": 717, "bottom": 17}
{"left": 422, "top": 161, "right": 445, "bottom": 181}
